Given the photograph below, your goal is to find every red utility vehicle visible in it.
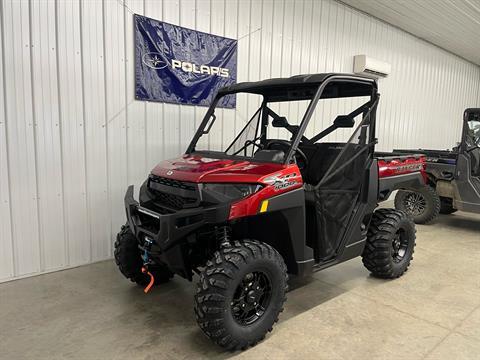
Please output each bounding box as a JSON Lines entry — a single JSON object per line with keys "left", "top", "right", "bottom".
{"left": 115, "top": 73, "right": 421, "bottom": 350}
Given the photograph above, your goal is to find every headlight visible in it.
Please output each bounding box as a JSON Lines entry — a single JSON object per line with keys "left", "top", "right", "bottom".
{"left": 202, "top": 183, "right": 263, "bottom": 202}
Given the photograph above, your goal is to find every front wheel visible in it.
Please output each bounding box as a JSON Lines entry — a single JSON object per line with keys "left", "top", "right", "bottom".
{"left": 362, "top": 209, "right": 416, "bottom": 279}
{"left": 394, "top": 186, "right": 440, "bottom": 224}
{"left": 194, "top": 240, "right": 288, "bottom": 351}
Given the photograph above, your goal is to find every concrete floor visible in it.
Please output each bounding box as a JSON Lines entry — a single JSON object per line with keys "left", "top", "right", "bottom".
{"left": 1, "top": 211, "right": 480, "bottom": 360}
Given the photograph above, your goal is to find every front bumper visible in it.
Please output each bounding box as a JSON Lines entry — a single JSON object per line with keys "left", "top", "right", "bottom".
{"left": 124, "top": 185, "right": 230, "bottom": 276}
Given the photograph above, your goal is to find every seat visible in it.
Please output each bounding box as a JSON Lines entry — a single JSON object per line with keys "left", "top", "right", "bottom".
{"left": 300, "top": 143, "right": 345, "bottom": 185}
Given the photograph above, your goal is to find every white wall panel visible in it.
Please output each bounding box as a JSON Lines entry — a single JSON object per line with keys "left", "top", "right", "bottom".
{"left": 126, "top": 0, "right": 147, "bottom": 188}
{"left": 0, "top": 0, "right": 14, "bottom": 280}
{"left": 104, "top": 0, "right": 128, "bottom": 255}
{"left": 2, "top": 0, "right": 41, "bottom": 277}
{"left": 57, "top": 0, "right": 90, "bottom": 266}
{"left": 162, "top": 0, "right": 181, "bottom": 160}
{"left": 1, "top": 0, "right": 480, "bottom": 282}
{"left": 31, "top": 0, "right": 65, "bottom": 271}
{"left": 81, "top": 0, "right": 110, "bottom": 262}
{"left": 144, "top": 0, "right": 165, "bottom": 171}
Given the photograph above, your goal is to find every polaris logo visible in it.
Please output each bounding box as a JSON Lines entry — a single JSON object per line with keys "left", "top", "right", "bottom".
{"left": 142, "top": 52, "right": 169, "bottom": 70}
{"left": 172, "top": 60, "right": 230, "bottom": 78}
{"left": 142, "top": 51, "right": 230, "bottom": 78}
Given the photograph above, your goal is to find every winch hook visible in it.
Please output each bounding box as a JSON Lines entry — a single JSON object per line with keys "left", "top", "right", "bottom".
{"left": 141, "top": 237, "right": 155, "bottom": 293}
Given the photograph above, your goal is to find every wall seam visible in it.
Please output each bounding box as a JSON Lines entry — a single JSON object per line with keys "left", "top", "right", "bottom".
{"left": 54, "top": 0, "right": 70, "bottom": 267}
{"left": 258, "top": 0, "right": 263, "bottom": 80}
{"left": 234, "top": 0, "right": 239, "bottom": 133}
{"left": 193, "top": 0, "right": 198, "bottom": 145}
{"left": 477, "top": 71, "right": 480, "bottom": 106}
{"left": 207, "top": 0, "right": 212, "bottom": 149}
{"left": 78, "top": 0, "right": 93, "bottom": 262}
{"left": 176, "top": 0, "right": 182, "bottom": 154}
{"left": 221, "top": 0, "right": 226, "bottom": 148}
{"left": 123, "top": 0, "right": 130, "bottom": 183}
{"left": 246, "top": 0, "right": 252, "bottom": 102}
{"left": 141, "top": 0, "right": 147, "bottom": 174}
{"left": 27, "top": 0, "right": 44, "bottom": 272}
{"left": 101, "top": 0, "right": 113, "bottom": 255}
{"left": 161, "top": 0, "right": 165, "bottom": 165}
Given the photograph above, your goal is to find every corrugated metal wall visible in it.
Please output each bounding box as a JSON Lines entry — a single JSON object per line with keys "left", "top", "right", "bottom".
{"left": 477, "top": 76, "right": 480, "bottom": 106}
{"left": 1, "top": 0, "right": 479, "bottom": 282}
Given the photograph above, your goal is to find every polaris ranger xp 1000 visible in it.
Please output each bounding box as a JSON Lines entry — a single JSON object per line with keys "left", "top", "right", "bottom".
{"left": 115, "top": 73, "right": 418, "bottom": 350}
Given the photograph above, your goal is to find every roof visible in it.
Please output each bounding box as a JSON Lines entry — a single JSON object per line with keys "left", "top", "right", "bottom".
{"left": 218, "top": 73, "right": 377, "bottom": 101}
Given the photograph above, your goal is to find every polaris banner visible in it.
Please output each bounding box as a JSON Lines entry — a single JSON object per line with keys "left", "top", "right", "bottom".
{"left": 135, "top": 14, "right": 237, "bottom": 108}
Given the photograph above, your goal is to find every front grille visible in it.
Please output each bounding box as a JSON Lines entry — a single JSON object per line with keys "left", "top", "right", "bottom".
{"left": 148, "top": 175, "right": 198, "bottom": 211}
{"left": 153, "top": 191, "right": 197, "bottom": 209}
{"left": 149, "top": 175, "right": 196, "bottom": 191}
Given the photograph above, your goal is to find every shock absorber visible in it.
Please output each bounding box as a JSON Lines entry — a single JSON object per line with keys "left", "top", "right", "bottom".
{"left": 215, "top": 225, "right": 232, "bottom": 248}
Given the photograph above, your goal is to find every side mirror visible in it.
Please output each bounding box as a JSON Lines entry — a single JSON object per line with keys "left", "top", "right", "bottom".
{"left": 333, "top": 115, "right": 355, "bottom": 128}
{"left": 272, "top": 116, "right": 289, "bottom": 128}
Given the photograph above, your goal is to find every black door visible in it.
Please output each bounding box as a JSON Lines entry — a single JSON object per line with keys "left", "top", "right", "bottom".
{"left": 312, "top": 118, "right": 373, "bottom": 261}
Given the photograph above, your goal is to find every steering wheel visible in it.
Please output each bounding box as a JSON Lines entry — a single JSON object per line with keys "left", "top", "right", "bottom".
{"left": 265, "top": 140, "right": 309, "bottom": 170}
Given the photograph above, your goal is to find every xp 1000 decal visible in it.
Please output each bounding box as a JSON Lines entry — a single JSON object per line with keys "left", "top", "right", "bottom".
{"left": 264, "top": 173, "right": 299, "bottom": 191}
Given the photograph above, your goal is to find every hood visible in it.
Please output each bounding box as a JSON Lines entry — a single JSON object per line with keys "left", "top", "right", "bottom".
{"left": 151, "top": 154, "right": 287, "bottom": 183}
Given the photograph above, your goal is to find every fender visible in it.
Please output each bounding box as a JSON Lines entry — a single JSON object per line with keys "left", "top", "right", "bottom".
{"left": 378, "top": 172, "right": 426, "bottom": 201}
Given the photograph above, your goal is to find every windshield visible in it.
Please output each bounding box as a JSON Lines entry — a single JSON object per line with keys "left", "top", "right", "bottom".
{"left": 466, "top": 117, "right": 480, "bottom": 147}
{"left": 193, "top": 92, "right": 305, "bottom": 160}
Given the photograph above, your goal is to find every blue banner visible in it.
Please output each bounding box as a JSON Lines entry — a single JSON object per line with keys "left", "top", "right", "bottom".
{"left": 135, "top": 14, "right": 237, "bottom": 108}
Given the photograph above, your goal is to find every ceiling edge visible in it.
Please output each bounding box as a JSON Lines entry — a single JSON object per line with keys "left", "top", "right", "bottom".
{"left": 336, "top": 0, "right": 480, "bottom": 68}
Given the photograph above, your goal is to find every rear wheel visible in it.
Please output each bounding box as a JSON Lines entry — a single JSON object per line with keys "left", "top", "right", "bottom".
{"left": 394, "top": 186, "right": 440, "bottom": 224}
{"left": 440, "top": 197, "right": 457, "bottom": 214}
{"left": 362, "top": 209, "right": 416, "bottom": 279}
{"left": 114, "top": 225, "right": 173, "bottom": 286}
{"left": 194, "top": 240, "right": 288, "bottom": 351}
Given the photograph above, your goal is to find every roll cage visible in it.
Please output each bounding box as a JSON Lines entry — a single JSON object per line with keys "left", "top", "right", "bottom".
{"left": 186, "top": 73, "right": 379, "bottom": 164}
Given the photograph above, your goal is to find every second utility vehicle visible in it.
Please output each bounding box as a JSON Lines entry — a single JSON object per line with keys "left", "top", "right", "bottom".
{"left": 115, "top": 73, "right": 419, "bottom": 350}
{"left": 394, "top": 108, "right": 480, "bottom": 223}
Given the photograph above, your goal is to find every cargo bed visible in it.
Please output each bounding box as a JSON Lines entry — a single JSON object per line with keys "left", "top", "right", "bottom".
{"left": 373, "top": 152, "right": 427, "bottom": 201}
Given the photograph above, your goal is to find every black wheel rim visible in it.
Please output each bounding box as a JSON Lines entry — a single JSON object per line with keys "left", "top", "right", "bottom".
{"left": 391, "top": 229, "right": 409, "bottom": 263}
{"left": 231, "top": 271, "right": 272, "bottom": 325}
{"left": 403, "top": 192, "right": 426, "bottom": 217}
